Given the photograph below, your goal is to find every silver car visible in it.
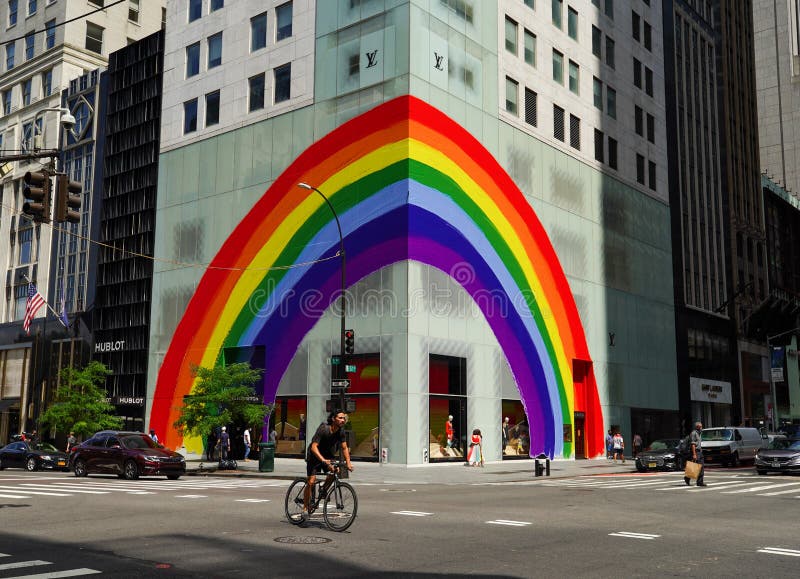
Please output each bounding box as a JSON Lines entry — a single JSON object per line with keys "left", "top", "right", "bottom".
{"left": 755, "top": 438, "right": 800, "bottom": 475}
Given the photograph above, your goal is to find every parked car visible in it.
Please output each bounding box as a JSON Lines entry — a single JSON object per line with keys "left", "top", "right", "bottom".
{"left": 0, "top": 441, "right": 70, "bottom": 472}
{"left": 754, "top": 438, "right": 800, "bottom": 475}
{"left": 69, "top": 431, "right": 185, "bottom": 480}
{"left": 701, "top": 427, "right": 763, "bottom": 467}
{"left": 635, "top": 439, "right": 683, "bottom": 472}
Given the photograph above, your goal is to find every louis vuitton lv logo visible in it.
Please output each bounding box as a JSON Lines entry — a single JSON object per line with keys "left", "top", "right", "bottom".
{"left": 434, "top": 52, "right": 445, "bottom": 71}
{"left": 366, "top": 50, "right": 379, "bottom": 68}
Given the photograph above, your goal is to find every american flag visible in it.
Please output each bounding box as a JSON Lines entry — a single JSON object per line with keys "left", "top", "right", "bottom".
{"left": 23, "top": 283, "right": 45, "bottom": 335}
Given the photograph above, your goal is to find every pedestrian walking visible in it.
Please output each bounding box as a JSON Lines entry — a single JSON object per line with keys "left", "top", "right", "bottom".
{"left": 206, "top": 429, "right": 217, "bottom": 461}
{"left": 632, "top": 433, "right": 643, "bottom": 459}
{"left": 219, "top": 426, "right": 231, "bottom": 462}
{"left": 66, "top": 431, "right": 76, "bottom": 453}
{"left": 684, "top": 422, "right": 706, "bottom": 487}
{"left": 612, "top": 431, "right": 625, "bottom": 463}
{"left": 467, "top": 428, "right": 483, "bottom": 466}
{"left": 243, "top": 428, "right": 251, "bottom": 461}
{"left": 149, "top": 429, "right": 159, "bottom": 444}
{"left": 605, "top": 428, "right": 614, "bottom": 459}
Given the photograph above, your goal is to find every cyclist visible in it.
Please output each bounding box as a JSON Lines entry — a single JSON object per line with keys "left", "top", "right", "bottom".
{"left": 303, "top": 411, "right": 353, "bottom": 519}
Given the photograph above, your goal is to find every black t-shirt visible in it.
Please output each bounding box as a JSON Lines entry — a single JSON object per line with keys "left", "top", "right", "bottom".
{"left": 309, "top": 423, "right": 345, "bottom": 462}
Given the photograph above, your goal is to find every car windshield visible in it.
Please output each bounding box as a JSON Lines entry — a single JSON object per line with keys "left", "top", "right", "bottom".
{"left": 33, "top": 443, "right": 59, "bottom": 452}
{"left": 769, "top": 439, "right": 800, "bottom": 451}
{"left": 646, "top": 439, "right": 678, "bottom": 451}
{"left": 702, "top": 429, "right": 732, "bottom": 441}
{"left": 120, "top": 434, "right": 159, "bottom": 450}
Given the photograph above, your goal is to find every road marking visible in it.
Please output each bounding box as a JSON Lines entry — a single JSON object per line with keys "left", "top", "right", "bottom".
{"left": 487, "top": 520, "right": 532, "bottom": 527}
{"left": 721, "top": 482, "right": 800, "bottom": 494}
{"left": 235, "top": 499, "right": 271, "bottom": 503}
{"left": 758, "top": 487, "right": 800, "bottom": 496}
{"left": 175, "top": 494, "right": 207, "bottom": 499}
{"left": 757, "top": 547, "right": 800, "bottom": 557}
{"left": 0, "top": 487, "right": 69, "bottom": 497}
{"left": 20, "top": 485, "right": 109, "bottom": 495}
{"left": 5, "top": 569, "right": 101, "bottom": 578}
{"left": 390, "top": 511, "right": 433, "bottom": 517}
{"left": 0, "top": 493, "right": 30, "bottom": 499}
{"left": 0, "top": 560, "right": 52, "bottom": 571}
{"left": 0, "top": 553, "right": 8, "bottom": 557}
{"left": 609, "top": 532, "right": 660, "bottom": 540}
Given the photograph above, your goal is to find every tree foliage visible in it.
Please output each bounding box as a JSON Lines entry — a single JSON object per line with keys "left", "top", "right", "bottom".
{"left": 39, "top": 361, "right": 123, "bottom": 438}
{"left": 173, "top": 362, "right": 271, "bottom": 440}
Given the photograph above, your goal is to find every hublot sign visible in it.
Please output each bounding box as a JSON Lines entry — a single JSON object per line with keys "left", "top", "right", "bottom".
{"left": 95, "top": 340, "right": 126, "bottom": 353}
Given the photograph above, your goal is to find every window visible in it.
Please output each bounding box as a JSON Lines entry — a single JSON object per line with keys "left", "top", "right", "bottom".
{"left": 186, "top": 42, "right": 200, "bottom": 77}
{"left": 524, "top": 30, "right": 536, "bottom": 66}
{"left": 210, "top": 0, "right": 223, "bottom": 11}
{"left": 644, "top": 21, "right": 652, "bottom": 50}
{"left": 505, "top": 17, "right": 518, "bottom": 54}
{"left": 594, "top": 129, "right": 604, "bottom": 162}
{"left": 184, "top": 99, "right": 198, "bottom": 134}
{"left": 592, "top": 0, "right": 600, "bottom": 6}
{"left": 568, "top": 7, "right": 578, "bottom": 40}
{"left": 636, "top": 153, "right": 645, "bottom": 184}
{"left": 274, "top": 63, "right": 291, "bottom": 103}
{"left": 188, "top": 0, "right": 201, "bottom": 22}
{"left": 648, "top": 160, "right": 656, "bottom": 191}
{"left": 569, "top": 114, "right": 580, "bottom": 150}
{"left": 604, "top": 0, "right": 613, "bottom": 20}
{"left": 2, "top": 90, "right": 11, "bottom": 115}
{"left": 505, "top": 76, "right": 518, "bottom": 115}
{"left": 553, "top": 104, "right": 565, "bottom": 141}
{"left": 42, "top": 70, "right": 52, "bottom": 96}
{"left": 208, "top": 33, "right": 222, "bottom": 69}
{"left": 568, "top": 60, "right": 579, "bottom": 94}
{"left": 129, "top": 0, "right": 140, "bottom": 23}
{"left": 249, "top": 73, "right": 265, "bottom": 111}
{"left": 17, "top": 227, "right": 32, "bottom": 264}
{"left": 27, "top": 0, "right": 35, "bottom": 16}
{"left": 607, "top": 85, "right": 616, "bottom": 118}
{"left": 22, "top": 78, "right": 31, "bottom": 106}
{"left": 646, "top": 113, "right": 654, "bottom": 143}
{"left": 552, "top": 0, "right": 562, "bottom": 29}
{"left": 25, "top": 32, "right": 34, "bottom": 60}
{"left": 85, "top": 22, "right": 104, "bottom": 54}
{"left": 593, "top": 77, "right": 603, "bottom": 110}
{"left": 605, "top": 36, "right": 615, "bottom": 68}
{"left": 251, "top": 13, "right": 267, "bottom": 52}
{"left": 45, "top": 19, "right": 56, "bottom": 49}
{"left": 525, "top": 0, "right": 534, "bottom": 7}
{"left": 645, "top": 67, "right": 653, "bottom": 96}
{"left": 633, "top": 57, "right": 642, "bottom": 88}
{"left": 632, "top": 10, "right": 640, "bottom": 41}
{"left": 592, "top": 25, "right": 601, "bottom": 57}
{"left": 635, "top": 105, "right": 643, "bottom": 136}
{"left": 6, "top": 43, "right": 15, "bottom": 70}
{"left": 205, "top": 91, "right": 220, "bottom": 126}
{"left": 524, "top": 87, "right": 537, "bottom": 127}
{"left": 9, "top": 0, "right": 17, "bottom": 26}
{"left": 276, "top": 2, "right": 293, "bottom": 41}
{"left": 552, "top": 49, "right": 563, "bottom": 84}
{"left": 608, "top": 137, "right": 617, "bottom": 169}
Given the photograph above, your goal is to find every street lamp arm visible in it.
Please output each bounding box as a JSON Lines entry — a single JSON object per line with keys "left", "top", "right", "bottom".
{"left": 767, "top": 327, "right": 800, "bottom": 342}
{"left": 298, "top": 182, "right": 345, "bottom": 259}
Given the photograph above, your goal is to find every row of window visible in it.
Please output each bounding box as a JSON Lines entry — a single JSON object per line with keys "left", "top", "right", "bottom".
{"left": 188, "top": 0, "right": 293, "bottom": 45}
{"left": 631, "top": 8, "right": 653, "bottom": 51}
{"left": 1, "top": 70, "right": 52, "bottom": 116}
{"left": 6, "top": 0, "right": 56, "bottom": 28}
{"left": 633, "top": 57, "right": 655, "bottom": 97}
{"left": 183, "top": 64, "right": 291, "bottom": 135}
{"left": 3, "top": 18, "right": 56, "bottom": 72}
{"left": 635, "top": 153, "right": 658, "bottom": 192}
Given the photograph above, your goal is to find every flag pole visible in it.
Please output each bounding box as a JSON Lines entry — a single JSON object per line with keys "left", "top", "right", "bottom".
{"left": 22, "top": 274, "right": 69, "bottom": 329}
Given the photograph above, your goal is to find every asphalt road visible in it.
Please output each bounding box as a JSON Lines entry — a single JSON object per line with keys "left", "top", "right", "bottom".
{"left": 0, "top": 469, "right": 798, "bottom": 578}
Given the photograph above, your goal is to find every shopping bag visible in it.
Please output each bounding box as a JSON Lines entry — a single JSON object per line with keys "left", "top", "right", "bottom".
{"left": 684, "top": 460, "right": 701, "bottom": 480}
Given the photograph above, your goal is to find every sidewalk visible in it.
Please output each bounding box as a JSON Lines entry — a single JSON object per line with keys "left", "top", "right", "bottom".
{"left": 185, "top": 456, "right": 637, "bottom": 484}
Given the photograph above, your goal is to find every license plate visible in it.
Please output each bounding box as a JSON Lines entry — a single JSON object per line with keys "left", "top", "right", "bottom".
{"left": 57, "top": 461, "right": 66, "bottom": 466}
{"left": 648, "top": 462, "right": 657, "bottom": 468}
{"left": 773, "top": 461, "right": 781, "bottom": 468}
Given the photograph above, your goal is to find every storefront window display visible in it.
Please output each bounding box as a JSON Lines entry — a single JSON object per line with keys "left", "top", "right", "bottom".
{"left": 429, "top": 355, "right": 467, "bottom": 462}
{"left": 501, "top": 399, "right": 530, "bottom": 458}
{"left": 344, "top": 354, "right": 380, "bottom": 461}
{"left": 273, "top": 397, "right": 307, "bottom": 457}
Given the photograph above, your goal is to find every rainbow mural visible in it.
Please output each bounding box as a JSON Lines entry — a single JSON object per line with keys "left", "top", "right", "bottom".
{"left": 150, "top": 96, "right": 604, "bottom": 458}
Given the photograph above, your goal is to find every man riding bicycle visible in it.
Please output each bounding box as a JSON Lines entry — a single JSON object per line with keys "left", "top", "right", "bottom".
{"left": 304, "top": 411, "right": 354, "bottom": 519}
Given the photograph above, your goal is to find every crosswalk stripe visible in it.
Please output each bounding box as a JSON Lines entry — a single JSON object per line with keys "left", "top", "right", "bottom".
{"left": 0, "top": 494, "right": 30, "bottom": 499}
{"left": 235, "top": 499, "right": 271, "bottom": 503}
{"left": 5, "top": 568, "right": 101, "bottom": 579}
{"left": 609, "top": 531, "right": 660, "bottom": 540}
{"left": 757, "top": 487, "right": 800, "bottom": 496}
{"left": 721, "top": 482, "right": 800, "bottom": 494}
{"left": 0, "top": 487, "right": 69, "bottom": 497}
{"left": 20, "top": 485, "right": 108, "bottom": 495}
{"left": 0, "top": 560, "right": 51, "bottom": 571}
{"left": 757, "top": 547, "right": 800, "bottom": 557}
{"left": 487, "top": 520, "right": 532, "bottom": 527}
{"left": 391, "top": 511, "right": 433, "bottom": 517}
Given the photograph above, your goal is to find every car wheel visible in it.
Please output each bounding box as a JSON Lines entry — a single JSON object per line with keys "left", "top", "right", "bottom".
{"left": 73, "top": 459, "right": 88, "bottom": 477}
{"left": 124, "top": 460, "right": 140, "bottom": 480}
{"left": 730, "top": 453, "right": 740, "bottom": 468}
{"left": 25, "top": 457, "right": 38, "bottom": 472}
{"left": 167, "top": 474, "right": 181, "bottom": 480}
{"left": 757, "top": 469, "right": 767, "bottom": 475}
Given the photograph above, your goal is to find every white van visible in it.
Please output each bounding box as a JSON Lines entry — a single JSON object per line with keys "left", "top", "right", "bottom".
{"left": 701, "top": 427, "right": 765, "bottom": 467}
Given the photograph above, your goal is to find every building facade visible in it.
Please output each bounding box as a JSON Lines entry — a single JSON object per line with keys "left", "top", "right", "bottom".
{"left": 147, "top": 1, "right": 679, "bottom": 463}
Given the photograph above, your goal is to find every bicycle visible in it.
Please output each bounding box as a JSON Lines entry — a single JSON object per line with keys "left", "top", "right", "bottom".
{"left": 284, "top": 460, "right": 358, "bottom": 532}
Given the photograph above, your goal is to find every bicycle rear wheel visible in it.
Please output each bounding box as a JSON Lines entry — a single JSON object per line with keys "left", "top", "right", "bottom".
{"left": 285, "top": 479, "right": 307, "bottom": 525}
{"left": 323, "top": 481, "right": 357, "bottom": 531}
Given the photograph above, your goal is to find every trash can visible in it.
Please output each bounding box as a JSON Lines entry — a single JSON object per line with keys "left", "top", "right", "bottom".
{"left": 258, "top": 442, "right": 275, "bottom": 472}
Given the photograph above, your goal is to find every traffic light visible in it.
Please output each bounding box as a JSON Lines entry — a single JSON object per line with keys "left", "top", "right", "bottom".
{"left": 22, "top": 170, "right": 52, "bottom": 223}
{"left": 54, "top": 173, "right": 82, "bottom": 223}
{"left": 344, "top": 329, "right": 354, "bottom": 355}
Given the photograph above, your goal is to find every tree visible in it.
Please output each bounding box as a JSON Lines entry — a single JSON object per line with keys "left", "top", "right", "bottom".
{"left": 173, "top": 362, "right": 272, "bottom": 440}
{"left": 39, "top": 361, "right": 123, "bottom": 438}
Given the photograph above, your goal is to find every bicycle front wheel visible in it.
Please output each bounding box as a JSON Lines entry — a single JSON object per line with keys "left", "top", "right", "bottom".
{"left": 285, "top": 478, "right": 307, "bottom": 525}
{"left": 323, "top": 481, "right": 358, "bottom": 532}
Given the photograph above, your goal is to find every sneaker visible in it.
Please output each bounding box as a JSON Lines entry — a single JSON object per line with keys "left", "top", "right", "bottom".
{"left": 684, "top": 477, "right": 690, "bottom": 486}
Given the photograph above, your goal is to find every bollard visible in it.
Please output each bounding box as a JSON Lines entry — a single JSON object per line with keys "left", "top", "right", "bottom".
{"left": 534, "top": 459, "right": 543, "bottom": 477}
{"left": 534, "top": 453, "right": 550, "bottom": 477}
{"left": 545, "top": 457, "right": 550, "bottom": 476}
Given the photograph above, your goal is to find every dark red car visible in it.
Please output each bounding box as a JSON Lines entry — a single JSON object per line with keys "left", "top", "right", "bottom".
{"left": 69, "top": 431, "right": 185, "bottom": 480}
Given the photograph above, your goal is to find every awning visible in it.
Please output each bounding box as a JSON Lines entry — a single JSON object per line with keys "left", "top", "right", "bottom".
{"left": 0, "top": 398, "right": 19, "bottom": 412}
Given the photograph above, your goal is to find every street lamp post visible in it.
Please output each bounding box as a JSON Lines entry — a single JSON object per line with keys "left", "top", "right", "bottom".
{"left": 766, "top": 327, "right": 800, "bottom": 431}
{"left": 298, "top": 183, "right": 346, "bottom": 403}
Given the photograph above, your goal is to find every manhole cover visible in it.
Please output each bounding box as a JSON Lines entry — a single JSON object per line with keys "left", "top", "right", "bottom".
{"left": 274, "top": 536, "right": 332, "bottom": 545}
